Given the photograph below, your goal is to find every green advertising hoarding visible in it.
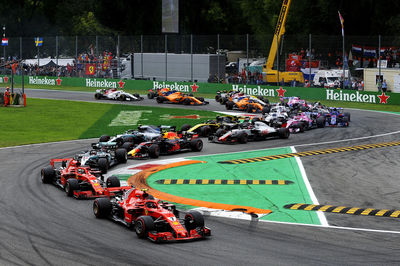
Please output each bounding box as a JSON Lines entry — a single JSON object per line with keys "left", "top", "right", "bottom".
{"left": 0, "top": 75, "right": 397, "bottom": 105}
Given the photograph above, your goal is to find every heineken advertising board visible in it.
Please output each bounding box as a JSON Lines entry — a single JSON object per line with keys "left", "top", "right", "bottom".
{"left": 0, "top": 75, "right": 397, "bottom": 105}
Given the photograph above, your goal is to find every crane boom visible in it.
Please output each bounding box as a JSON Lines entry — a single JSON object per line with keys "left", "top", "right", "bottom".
{"left": 262, "top": 0, "right": 303, "bottom": 84}
{"left": 265, "top": 0, "right": 291, "bottom": 70}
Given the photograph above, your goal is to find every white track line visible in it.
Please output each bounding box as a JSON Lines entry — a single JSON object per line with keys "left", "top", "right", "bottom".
{"left": 256, "top": 217, "right": 400, "bottom": 235}
{"left": 290, "top": 146, "right": 329, "bottom": 226}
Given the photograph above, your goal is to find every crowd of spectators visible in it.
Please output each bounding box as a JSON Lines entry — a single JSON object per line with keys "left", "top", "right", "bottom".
{"left": 1, "top": 51, "right": 118, "bottom": 78}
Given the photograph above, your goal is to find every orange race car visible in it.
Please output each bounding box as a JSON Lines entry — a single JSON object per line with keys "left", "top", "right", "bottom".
{"left": 156, "top": 90, "right": 209, "bottom": 105}
{"left": 147, "top": 87, "right": 171, "bottom": 99}
{"left": 226, "top": 95, "right": 270, "bottom": 114}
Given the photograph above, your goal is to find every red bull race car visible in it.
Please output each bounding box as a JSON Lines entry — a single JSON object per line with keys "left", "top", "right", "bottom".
{"left": 93, "top": 188, "right": 211, "bottom": 242}
{"left": 127, "top": 131, "right": 203, "bottom": 159}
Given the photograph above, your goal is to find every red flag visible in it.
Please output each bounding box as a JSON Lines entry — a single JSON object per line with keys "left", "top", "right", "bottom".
{"left": 338, "top": 11, "right": 344, "bottom": 36}
{"left": 85, "top": 63, "right": 96, "bottom": 75}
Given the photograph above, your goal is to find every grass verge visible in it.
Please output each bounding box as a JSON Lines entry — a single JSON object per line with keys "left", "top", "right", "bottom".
{"left": 0, "top": 98, "right": 219, "bottom": 147}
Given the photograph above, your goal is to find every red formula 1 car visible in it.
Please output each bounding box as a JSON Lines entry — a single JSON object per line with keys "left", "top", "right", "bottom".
{"left": 93, "top": 188, "right": 211, "bottom": 242}
{"left": 41, "top": 158, "right": 130, "bottom": 199}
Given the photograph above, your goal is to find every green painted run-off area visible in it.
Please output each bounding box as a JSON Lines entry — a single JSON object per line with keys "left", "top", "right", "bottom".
{"left": 146, "top": 147, "right": 321, "bottom": 225}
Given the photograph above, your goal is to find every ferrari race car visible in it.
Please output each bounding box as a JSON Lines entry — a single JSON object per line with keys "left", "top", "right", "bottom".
{"left": 323, "top": 107, "right": 350, "bottom": 127}
{"left": 41, "top": 158, "right": 130, "bottom": 199}
{"left": 128, "top": 131, "right": 203, "bottom": 159}
{"left": 75, "top": 146, "right": 127, "bottom": 174}
{"left": 93, "top": 188, "right": 211, "bottom": 242}
{"left": 156, "top": 90, "right": 209, "bottom": 105}
{"left": 180, "top": 115, "right": 242, "bottom": 137}
{"left": 209, "top": 120, "right": 290, "bottom": 144}
{"left": 94, "top": 88, "right": 144, "bottom": 101}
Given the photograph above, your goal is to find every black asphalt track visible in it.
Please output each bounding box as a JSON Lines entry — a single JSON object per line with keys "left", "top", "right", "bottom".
{"left": 1, "top": 89, "right": 400, "bottom": 265}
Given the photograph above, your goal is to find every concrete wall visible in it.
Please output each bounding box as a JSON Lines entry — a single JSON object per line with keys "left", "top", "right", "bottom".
{"left": 364, "top": 68, "right": 400, "bottom": 92}
{"left": 121, "top": 53, "right": 225, "bottom": 82}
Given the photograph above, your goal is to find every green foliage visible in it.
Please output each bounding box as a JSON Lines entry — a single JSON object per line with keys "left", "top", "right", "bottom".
{"left": 2, "top": 0, "right": 400, "bottom": 37}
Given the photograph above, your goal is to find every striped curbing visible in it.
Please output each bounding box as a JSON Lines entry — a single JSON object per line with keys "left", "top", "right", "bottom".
{"left": 218, "top": 141, "right": 400, "bottom": 164}
{"left": 284, "top": 203, "right": 400, "bottom": 218}
{"left": 156, "top": 179, "right": 293, "bottom": 185}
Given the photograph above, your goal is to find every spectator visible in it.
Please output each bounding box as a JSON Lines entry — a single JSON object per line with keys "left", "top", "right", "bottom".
{"left": 382, "top": 79, "right": 387, "bottom": 92}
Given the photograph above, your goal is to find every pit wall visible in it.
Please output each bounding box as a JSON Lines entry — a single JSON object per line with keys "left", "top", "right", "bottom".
{"left": 1, "top": 75, "right": 398, "bottom": 105}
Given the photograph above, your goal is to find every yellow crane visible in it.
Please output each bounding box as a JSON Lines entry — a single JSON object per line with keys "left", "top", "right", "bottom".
{"left": 262, "top": 0, "right": 304, "bottom": 84}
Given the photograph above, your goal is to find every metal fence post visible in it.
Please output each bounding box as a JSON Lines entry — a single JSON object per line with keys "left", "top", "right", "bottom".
{"left": 217, "top": 34, "right": 220, "bottom": 83}
{"left": 165, "top": 34, "right": 167, "bottom": 81}
{"left": 117, "top": 35, "right": 120, "bottom": 78}
{"left": 309, "top": 33, "right": 311, "bottom": 85}
{"left": 56, "top": 35, "right": 58, "bottom": 68}
{"left": 276, "top": 34, "right": 279, "bottom": 86}
{"left": 378, "top": 34, "right": 381, "bottom": 91}
{"left": 19, "top": 37, "right": 22, "bottom": 60}
{"left": 75, "top": 35, "right": 78, "bottom": 76}
{"left": 191, "top": 34, "right": 193, "bottom": 82}
{"left": 96, "top": 35, "right": 98, "bottom": 77}
{"left": 141, "top": 35, "right": 143, "bottom": 78}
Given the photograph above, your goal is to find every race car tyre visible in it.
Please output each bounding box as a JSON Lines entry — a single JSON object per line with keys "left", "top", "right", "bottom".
{"left": 135, "top": 216, "right": 155, "bottom": 239}
{"left": 121, "top": 142, "right": 134, "bottom": 152}
{"left": 156, "top": 96, "right": 165, "bottom": 103}
{"left": 123, "top": 136, "right": 134, "bottom": 143}
{"left": 99, "top": 135, "right": 110, "bottom": 142}
{"left": 106, "top": 175, "right": 121, "bottom": 187}
{"left": 344, "top": 112, "right": 351, "bottom": 122}
{"left": 278, "top": 128, "right": 290, "bottom": 139}
{"left": 94, "top": 93, "right": 102, "bottom": 100}
{"left": 93, "top": 198, "right": 112, "bottom": 218}
{"left": 115, "top": 148, "right": 128, "bottom": 163}
{"left": 190, "top": 139, "right": 203, "bottom": 152}
{"left": 97, "top": 158, "right": 109, "bottom": 174}
{"left": 183, "top": 98, "right": 191, "bottom": 105}
{"left": 262, "top": 106, "right": 270, "bottom": 114}
{"left": 41, "top": 166, "right": 55, "bottom": 184}
{"left": 238, "top": 132, "right": 248, "bottom": 144}
{"left": 181, "top": 124, "right": 191, "bottom": 132}
{"left": 316, "top": 117, "right": 326, "bottom": 128}
{"left": 119, "top": 94, "right": 126, "bottom": 101}
{"left": 226, "top": 101, "right": 234, "bottom": 110}
{"left": 147, "top": 92, "right": 155, "bottom": 99}
{"left": 197, "top": 97, "right": 205, "bottom": 102}
{"left": 200, "top": 126, "right": 211, "bottom": 137}
{"left": 342, "top": 117, "right": 349, "bottom": 127}
{"left": 263, "top": 98, "right": 270, "bottom": 104}
{"left": 215, "top": 95, "right": 220, "bottom": 101}
{"left": 65, "top": 178, "right": 79, "bottom": 197}
{"left": 148, "top": 144, "right": 160, "bottom": 158}
{"left": 134, "top": 93, "right": 140, "bottom": 98}
{"left": 215, "top": 128, "right": 226, "bottom": 137}
{"left": 299, "top": 123, "right": 305, "bottom": 133}
{"left": 184, "top": 210, "right": 204, "bottom": 231}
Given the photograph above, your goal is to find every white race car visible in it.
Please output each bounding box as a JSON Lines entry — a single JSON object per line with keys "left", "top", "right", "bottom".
{"left": 94, "top": 88, "right": 144, "bottom": 101}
